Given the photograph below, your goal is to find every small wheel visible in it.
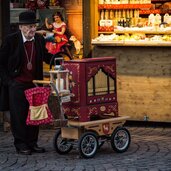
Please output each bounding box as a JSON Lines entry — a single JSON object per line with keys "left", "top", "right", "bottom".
{"left": 78, "top": 132, "right": 98, "bottom": 158}
{"left": 111, "top": 127, "right": 131, "bottom": 153}
{"left": 53, "top": 129, "right": 73, "bottom": 154}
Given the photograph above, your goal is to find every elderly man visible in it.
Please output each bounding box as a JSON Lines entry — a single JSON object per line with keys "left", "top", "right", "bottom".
{"left": 0, "top": 10, "right": 52, "bottom": 155}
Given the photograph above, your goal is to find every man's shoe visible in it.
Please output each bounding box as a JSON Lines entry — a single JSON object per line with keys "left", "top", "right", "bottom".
{"left": 30, "top": 145, "right": 45, "bottom": 153}
{"left": 16, "top": 148, "right": 31, "bottom": 155}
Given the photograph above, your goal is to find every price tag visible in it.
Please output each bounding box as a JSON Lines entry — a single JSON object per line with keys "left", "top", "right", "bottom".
{"left": 100, "top": 20, "right": 113, "bottom": 26}
{"left": 99, "top": 20, "right": 106, "bottom": 26}
{"left": 105, "top": 20, "right": 113, "bottom": 26}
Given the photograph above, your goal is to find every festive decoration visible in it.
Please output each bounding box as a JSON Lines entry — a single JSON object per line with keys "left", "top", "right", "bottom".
{"left": 25, "top": 0, "right": 48, "bottom": 10}
{"left": 37, "top": 0, "right": 48, "bottom": 9}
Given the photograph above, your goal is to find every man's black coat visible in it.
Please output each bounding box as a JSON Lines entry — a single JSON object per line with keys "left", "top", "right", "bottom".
{"left": 0, "top": 31, "right": 51, "bottom": 111}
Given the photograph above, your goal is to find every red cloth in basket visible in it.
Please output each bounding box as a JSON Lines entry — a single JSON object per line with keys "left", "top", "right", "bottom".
{"left": 25, "top": 87, "right": 53, "bottom": 125}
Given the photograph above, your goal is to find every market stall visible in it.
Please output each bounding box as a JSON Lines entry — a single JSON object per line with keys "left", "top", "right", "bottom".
{"left": 91, "top": 0, "right": 171, "bottom": 122}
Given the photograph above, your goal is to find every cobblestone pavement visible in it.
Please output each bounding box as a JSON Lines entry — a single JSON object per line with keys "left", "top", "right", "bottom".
{"left": 0, "top": 126, "right": 171, "bottom": 171}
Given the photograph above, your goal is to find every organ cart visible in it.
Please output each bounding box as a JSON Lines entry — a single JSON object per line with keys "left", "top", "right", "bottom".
{"left": 34, "top": 57, "right": 131, "bottom": 158}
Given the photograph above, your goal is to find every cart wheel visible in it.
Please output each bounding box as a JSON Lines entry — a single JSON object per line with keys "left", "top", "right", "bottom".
{"left": 53, "top": 129, "right": 73, "bottom": 154}
{"left": 111, "top": 127, "right": 131, "bottom": 153}
{"left": 78, "top": 132, "right": 98, "bottom": 158}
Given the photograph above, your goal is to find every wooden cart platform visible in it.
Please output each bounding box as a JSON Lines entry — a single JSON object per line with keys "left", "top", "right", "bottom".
{"left": 61, "top": 116, "right": 129, "bottom": 139}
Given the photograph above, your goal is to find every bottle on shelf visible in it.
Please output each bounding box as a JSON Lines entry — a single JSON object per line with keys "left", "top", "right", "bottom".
{"left": 105, "top": 10, "right": 109, "bottom": 19}
{"left": 126, "top": 9, "right": 130, "bottom": 18}
{"left": 101, "top": 10, "right": 105, "bottom": 20}
{"left": 99, "top": 0, "right": 104, "bottom": 4}
{"left": 130, "top": 9, "right": 133, "bottom": 18}
{"left": 155, "top": 14, "right": 161, "bottom": 25}
{"left": 107, "top": 0, "right": 113, "bottom": 4}
{"left": 109, "top": 10, "right": 114, "bottom": 19}
{"left": 111, "top": 0, "right": 115, "bottom": 4}
{"left": 148, "top": 13, "right": 155, "bottom": 26}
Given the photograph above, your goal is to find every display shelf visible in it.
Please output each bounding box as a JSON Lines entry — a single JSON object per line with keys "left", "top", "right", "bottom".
{"left": 151, "top": 0, "right": 169, "bottom": 2}
{"left": 91, "top": 40, "right": 171, "bottom": 47}
{"left": 140, "top": 9, "right": 160, "bottom": 14}
{"left": 98, "top": 31, "right": 114, "bottom": 34}
{"left": 114, "top": 29, "right": 171, "bottom": 34}
{"left": 140, "top": 9, "right": 171, "bottom": 14}
{"left": 98, "top": 28, "right": 171, "bottom": 35}
{"left": 98, "top": 4, "right": 152, "bottom": 10}
{"left": 98, "top": 31, "right": 171, "bottom": 34}
{"left": 94, "top": 0, "right": 171, "bottom": 44}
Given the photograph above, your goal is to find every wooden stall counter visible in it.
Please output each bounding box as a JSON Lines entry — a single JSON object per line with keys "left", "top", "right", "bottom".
{"left": 92, "top": 42, "right": 171, "bottom": 122}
